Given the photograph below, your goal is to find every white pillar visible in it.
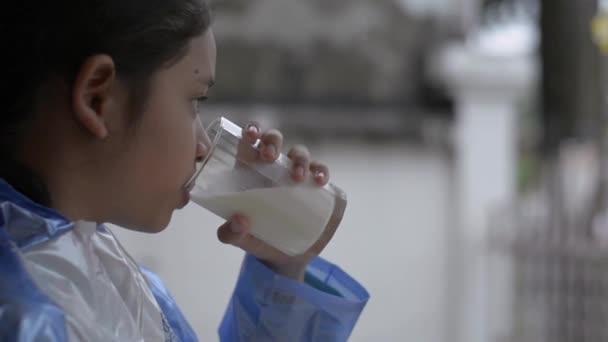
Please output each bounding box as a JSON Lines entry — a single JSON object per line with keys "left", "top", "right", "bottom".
{"left": 434, "top": 41, "right": 536, "bottom": 342}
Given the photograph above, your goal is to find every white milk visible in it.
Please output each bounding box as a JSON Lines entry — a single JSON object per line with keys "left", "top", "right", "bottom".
{"left": 191, "top": 185, "right": 335, "bottom": 256}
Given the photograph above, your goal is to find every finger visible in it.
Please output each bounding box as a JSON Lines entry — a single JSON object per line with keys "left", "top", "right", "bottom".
{"left": 305, "top": 168, "right": 343, "bottom": 257}
{"left": 237, "top": 122, "right": 262, "bottom": 164}
{"left": 242, "top": 122, "right": 262, "bottom": 145}
{"left": 308, "top": 201, "right": 344, "bottom": 256}
{"left": 259, "top": 129, "right": 283, "bottom": 161}
{"left": 287, "top": 145, "right": 311, "bottom": 182}
{"left": 217, "top": 217, "right": 292, "bottom": 265}
{"left": 309, "top": 161, "right": 330, "bottom": 186}
{"left": 217, "top": 214, "right": 252, "bottom": 245}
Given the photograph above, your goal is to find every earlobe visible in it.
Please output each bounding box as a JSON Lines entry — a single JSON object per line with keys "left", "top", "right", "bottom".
{"left": 72, "top": 54, "right": 116, "bottom": 139}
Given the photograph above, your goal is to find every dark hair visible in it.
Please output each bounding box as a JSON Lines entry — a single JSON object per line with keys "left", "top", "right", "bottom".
{"left": 0, "top": 0, "right": 211, "bottom": 205}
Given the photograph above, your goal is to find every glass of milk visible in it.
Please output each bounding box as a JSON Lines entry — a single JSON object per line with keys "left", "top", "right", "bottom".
{"left": 186, "top": 117, "right": 347, "bottom": 256}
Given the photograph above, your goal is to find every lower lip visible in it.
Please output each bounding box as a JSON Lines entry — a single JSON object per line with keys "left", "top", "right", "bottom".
{"left": 178, "top": 191, "right": 191, "bottom": 209}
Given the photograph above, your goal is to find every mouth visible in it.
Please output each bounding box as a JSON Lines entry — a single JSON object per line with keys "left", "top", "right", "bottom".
{"left": 178, "top": 170, "right": 197, "bottom": 209}
{"left": 184, "top": 177, "right": 196, "bottom": 193}
{"left": 178, "top": 190, "right": 191, "bottom": 209}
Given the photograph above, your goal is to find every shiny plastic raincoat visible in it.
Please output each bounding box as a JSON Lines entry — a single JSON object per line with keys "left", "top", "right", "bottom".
{"left": 0, "top": 180, "right": 369, "bottom": 341}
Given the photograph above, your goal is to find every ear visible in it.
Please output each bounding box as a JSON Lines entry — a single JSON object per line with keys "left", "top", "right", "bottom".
{"left": 72, "top": 54, "right": 117, "bottom": 139}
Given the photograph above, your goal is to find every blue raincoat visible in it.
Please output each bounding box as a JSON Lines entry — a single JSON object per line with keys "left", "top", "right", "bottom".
{"left": 0, "top": 180, "right": 369, "bottom": 341}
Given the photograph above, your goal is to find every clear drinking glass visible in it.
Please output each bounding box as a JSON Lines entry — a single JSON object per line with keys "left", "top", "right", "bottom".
{"left": 186, "top": 117, "right": 347, "bottom": 256}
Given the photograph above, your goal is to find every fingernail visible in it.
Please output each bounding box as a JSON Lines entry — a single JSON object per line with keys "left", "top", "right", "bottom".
{"left": 247, "top": 125, "right": 259, "bottom": 134}
{"left": 295, "top": 166, "right": 305, "bottom": 178}
{"left": 316, "top": 171, "right": 325, "bottom": 180}
{"left": 265, "top": 145, "right": 276, "bottom": 158}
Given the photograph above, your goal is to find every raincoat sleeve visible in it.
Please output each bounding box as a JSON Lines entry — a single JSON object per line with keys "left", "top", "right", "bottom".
{"left": 219, "top": 254, "right": 369, "bottom": 341}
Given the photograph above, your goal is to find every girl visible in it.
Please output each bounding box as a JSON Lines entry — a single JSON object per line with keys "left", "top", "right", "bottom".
{"left": 0, "top": 0, "right": 369, "bottom": 341}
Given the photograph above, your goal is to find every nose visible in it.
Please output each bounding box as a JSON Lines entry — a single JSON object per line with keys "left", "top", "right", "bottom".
{"left": 195, "top": 143, "right": 207, "bottom": 162}
{"left": 195, "top": 116, "right": 211, "bottom": 162}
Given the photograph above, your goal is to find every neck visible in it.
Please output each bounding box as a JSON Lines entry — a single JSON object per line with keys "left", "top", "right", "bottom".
{"left": 1, "top": 156, "right": 52, "bottom": 207}
{"left": 45, "top": 171, "right": 101, "bottom": 222}
{"left": 20, "top": 123, "right": 107, "bottom": 223}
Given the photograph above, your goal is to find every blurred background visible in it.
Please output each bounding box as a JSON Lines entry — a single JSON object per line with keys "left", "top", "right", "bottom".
{"left": 113, "top": 0, "right": 608, "bottom": 341}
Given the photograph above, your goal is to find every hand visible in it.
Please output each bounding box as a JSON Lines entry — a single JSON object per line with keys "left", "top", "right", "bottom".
{"left": 215, "top": 121, "right": 340, "bottom": 281}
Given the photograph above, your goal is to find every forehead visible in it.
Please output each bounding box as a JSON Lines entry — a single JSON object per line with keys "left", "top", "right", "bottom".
{"left": 165, "top": 29, "right": 216, "bottom": 85}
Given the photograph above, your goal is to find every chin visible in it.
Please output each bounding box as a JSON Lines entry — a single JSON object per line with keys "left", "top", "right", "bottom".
{"left": 124, "top": 211, "right": 173, "bottom": 234}
{"left": 146, "top": 213, "right": 173, "bottom": 233}
{"left": 144, "top": 223, "right": 170, "bottom": 234}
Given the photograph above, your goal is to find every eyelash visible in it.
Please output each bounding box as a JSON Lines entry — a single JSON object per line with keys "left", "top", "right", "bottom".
{"left": 192, "top": 96, "right": 208, "bottom": 114}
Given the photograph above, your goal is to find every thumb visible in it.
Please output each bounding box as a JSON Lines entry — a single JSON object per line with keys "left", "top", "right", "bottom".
{"left": 217, "top": 215, "right": 250, "bottom": 246}
{"left": 217, "top": 216, "right": 291, "bottom": 266}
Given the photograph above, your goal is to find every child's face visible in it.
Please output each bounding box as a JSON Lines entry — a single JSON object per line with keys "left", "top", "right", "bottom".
{"left": 110, "top": 30, "right": 216, "bottom": 231}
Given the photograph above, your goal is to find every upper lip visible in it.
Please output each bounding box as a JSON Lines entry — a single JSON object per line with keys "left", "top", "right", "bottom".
{"left": 184, "top": 168, "right": 197, "bottom": 192}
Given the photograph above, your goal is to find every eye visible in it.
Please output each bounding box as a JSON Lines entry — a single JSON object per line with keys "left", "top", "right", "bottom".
{"left": 192, "top": 96, "right": 208, "bottom": 115}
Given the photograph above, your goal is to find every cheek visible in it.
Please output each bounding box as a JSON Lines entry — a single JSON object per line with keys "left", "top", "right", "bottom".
{"left": 124, "top": 112, "right": 196, "bottom": 228}
{"left": 141, "top": 107, "right": 198, "bottom": 182}
{"left": 111, "top": 91, "right": 198, "bottom": 230}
